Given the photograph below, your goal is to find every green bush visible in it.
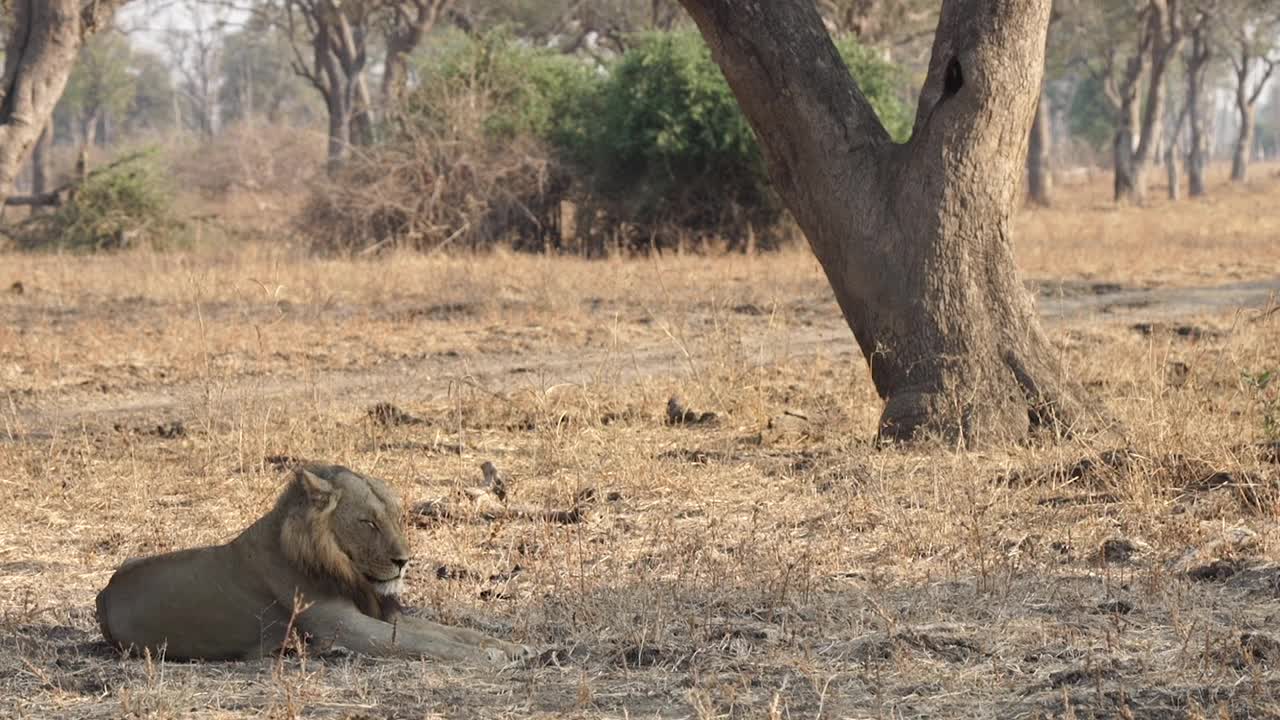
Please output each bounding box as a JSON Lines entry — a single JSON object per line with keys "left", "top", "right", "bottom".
{"left": 553, "top": 31, "right": 912, "bottom": 246}
{"left": 18, "top": 154, "right": 182, "bottom": 251}
{"left": 380, "top": 30, "right": 912, "bottom": 253}
{"left": 409, "top": 29, "right": 600, "bottom": 141}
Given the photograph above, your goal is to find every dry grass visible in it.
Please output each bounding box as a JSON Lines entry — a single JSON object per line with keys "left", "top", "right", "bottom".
{"left": 1, "top": 167, "right": 1280, "bottom": 719}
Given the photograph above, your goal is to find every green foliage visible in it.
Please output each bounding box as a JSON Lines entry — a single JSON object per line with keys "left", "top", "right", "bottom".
{"left": 125, "top": 50, "right": 177, "bottom": 133}
{"left": 1067, "top": 74, "right": 1114, "bottom": 154}
{"left": 58, "top": 32, "right": 137, "bottom": 132}
{"left": 220, "top": 22, "right": 322, "bottom": 127}
{"left": 556, "top": 31, "right": 911, "bottom": 238}
{"left": 833, "top": 39, "right": 913, "bottom": 142}
{"left": 409, "top": 29, "right": 600, "bottom": 141}
{"left": 394, "top": 29, "right": 911, "bottom": 249}
{"left": 18, "top": 155, "right": 183, "bottom": 252}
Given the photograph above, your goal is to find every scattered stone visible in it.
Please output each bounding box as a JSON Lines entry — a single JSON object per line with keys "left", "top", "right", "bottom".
{"left": 367, "top": 402, "right": 422, "bottom": 427}
{"left": 1100, "top": 537, "right": 1141, "bottom": 563}
{"left": 152, "top": 420, "right": 186, "bottom": 439}
{"left": 1186, "top": 558, "right": 1241, "bottom": 582}
{"left": 435, "top": 565, "right": 475, "bottom": 581}
{"left": 666, "top": 396, "right": 717, "bottom": 425}
{"left": 8, "top": 281, "right": 23, "bottom": 295}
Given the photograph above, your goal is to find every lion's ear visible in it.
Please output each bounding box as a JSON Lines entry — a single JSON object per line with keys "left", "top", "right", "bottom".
{"left": 299, "top": 469, "right": 339, "bottom": 514}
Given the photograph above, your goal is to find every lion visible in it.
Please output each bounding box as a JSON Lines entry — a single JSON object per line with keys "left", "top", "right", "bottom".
{"left": 95, "top": 464, "right": 530, "bottom": 664}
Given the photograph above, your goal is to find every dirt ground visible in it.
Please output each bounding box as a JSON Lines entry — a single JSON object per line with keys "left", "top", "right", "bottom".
{"left": 2, "top": 169, "right": 1280, "bottom": 719}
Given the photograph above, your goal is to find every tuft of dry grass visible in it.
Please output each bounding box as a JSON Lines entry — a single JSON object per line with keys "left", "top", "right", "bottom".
{"left": 1, "top": 167, "right": 1280, "bottom": 718}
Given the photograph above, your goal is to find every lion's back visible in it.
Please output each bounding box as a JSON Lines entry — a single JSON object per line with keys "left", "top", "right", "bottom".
{"left": 97, "top": 545, "right": 291, "bottom": 661}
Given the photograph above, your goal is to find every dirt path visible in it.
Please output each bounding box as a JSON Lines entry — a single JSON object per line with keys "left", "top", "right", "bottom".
{"left": 6, "top": 277, "right": 1278, "bottom": 438}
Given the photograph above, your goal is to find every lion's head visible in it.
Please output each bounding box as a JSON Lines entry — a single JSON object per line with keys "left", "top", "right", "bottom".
{"left": 276, "top": 465, "right": 411, "bottom": 607}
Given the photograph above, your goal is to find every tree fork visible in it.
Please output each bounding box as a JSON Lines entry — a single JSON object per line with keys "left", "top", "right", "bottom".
{"left": 679, "top": 0, "right": 1093, "bottom": 445}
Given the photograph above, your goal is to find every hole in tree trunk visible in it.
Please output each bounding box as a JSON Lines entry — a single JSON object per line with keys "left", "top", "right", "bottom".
{"left": 943, "top": 57, "right": 964, "bottom": 97}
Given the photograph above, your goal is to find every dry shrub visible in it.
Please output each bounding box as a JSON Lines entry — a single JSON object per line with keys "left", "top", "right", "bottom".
{"left": 297, "top": 112, "right": 566, "bottom": 255}
{"left": 170, "top": 124, "right": 325, "bottom": 198}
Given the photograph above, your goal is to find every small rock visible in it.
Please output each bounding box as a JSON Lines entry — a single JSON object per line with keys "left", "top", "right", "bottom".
{"left": 367, "top": 402, "right": 421, "bottom": 427}
{"left": 1100, "top": 537, "right": 1140, "bottom": 563}
{"left": 8, "top": 281, "right": 24, "bottom": 295}
{"left": 1187, "top": 558, "right": 1241, "bottom": 582}
{"left": 152, "top": 420, "right": 186, "bottom": 439}
{"left": 666, "top": 396, "right": 716, "bottom": 425}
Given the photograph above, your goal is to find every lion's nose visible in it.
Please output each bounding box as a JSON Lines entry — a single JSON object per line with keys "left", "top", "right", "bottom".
{"left": 392, "top": 557, "right": 409, "bottom": 569}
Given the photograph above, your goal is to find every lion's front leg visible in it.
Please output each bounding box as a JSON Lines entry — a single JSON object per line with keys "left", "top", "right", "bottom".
{"left": 396, "top": 615, "right": 531, "bottom": 661}
{"left": 300, "top": 601, "right": 512, "bottom": 664}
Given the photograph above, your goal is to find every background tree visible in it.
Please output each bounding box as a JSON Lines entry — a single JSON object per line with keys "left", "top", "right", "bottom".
{"left": 0, "top": 0, "right": 129, "bottom": 207}
{"left": 219, "top": 18, "right": 319, "bottom": 126}
{"left": 57, "top": 32, "right": 138, "bottom": 147}
{"left": 673, "top": 0, "right": 1090, "bottom": 443}
{"left": 124, "top": 49, "right": 178, "bottom": 135}
{"left": 1219, "top": 0, "right": 1279, "bottom": 181}
{"left": 1185, "top": 2, "right": 1216, "bottom": 196}
{"left": 382, "top": 0, "right": 454, "bottom": 113}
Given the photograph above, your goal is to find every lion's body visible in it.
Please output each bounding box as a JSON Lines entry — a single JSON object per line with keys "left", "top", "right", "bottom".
{"left": 96, "top": 465, "right": 526, "bottom": 664}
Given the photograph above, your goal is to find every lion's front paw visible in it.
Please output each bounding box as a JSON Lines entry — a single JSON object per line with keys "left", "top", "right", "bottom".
{"left": 483, "top": 641, "right": 533, "bottom": 666}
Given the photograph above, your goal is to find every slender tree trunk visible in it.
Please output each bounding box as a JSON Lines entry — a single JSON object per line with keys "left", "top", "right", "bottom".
{"left": 325, "top": 93, "right": 350, "bottom": 166}
{"left": 678, "top": 0, "right": 1090, "bottom": 444}
{"left": 0, "top": 1, "right": 84, "bottom": 205}
{"left": 1166, "top": 142, "right": 1181, "bottom": 200}
{"left": 1114, "top": 98, "right": 1140, "bottom": 202}
{"left": 1187, "top": 27, "right": 1210, "bottom": 197}
{"left": 1231, "top": 102, "right": 1255, "bottom": 181}
{"left": 349, "top": 73, "right": 374, "bottom": 146}
{"left": 1027, "top": 91, "right": 1053, "bottom": 206}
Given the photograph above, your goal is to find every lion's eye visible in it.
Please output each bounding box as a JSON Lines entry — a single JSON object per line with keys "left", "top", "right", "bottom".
{"left": 362, "top": 519, "right": 378, "bottom": 531}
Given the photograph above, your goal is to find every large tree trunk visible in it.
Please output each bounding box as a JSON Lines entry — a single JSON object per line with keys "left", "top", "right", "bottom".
{"left": 678, "top": 0, "right": 1089, "bottom": 444}
{"left": 30, "top": 124, "right": 50, "bottom": 199}
{"left": 1166, "top": 142, "right": 1181, "bottom": 200}
{"left": 1027, "top": 91, "right": 1053, "bottom": 206}
{"left": 0, "top": 1, "right": 83, "bottom": 206}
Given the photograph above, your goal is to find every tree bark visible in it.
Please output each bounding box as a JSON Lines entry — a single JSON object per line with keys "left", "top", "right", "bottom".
{"left": 1105, "top": 1, "right": 1182, "bottom": 205}
{"left": 31, "top": 123, "right": 50, "bottom": 199}
{"left": 382, "top": 0, "right": 453, "bottom": 114}
{"left": 1228, "top": 48, "right": 1277, "bottom": 183}
{"left": 1231, "top": 102, "right": 1254, "bottom": 181}
{"left": 1186, "top": 19, "right": 1211, "bottom": 197}
{"left": 678, "top": 0, "right": 1090, "bottom": 445}
{"left": 1027, "top": 91, "right": 1053, "bottom": 206}
{"left": 1166, "top": 142, "right": 1181, "bottom": 200}
{"left": 0, "top": 1, "right": 83, "bottom": 206}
